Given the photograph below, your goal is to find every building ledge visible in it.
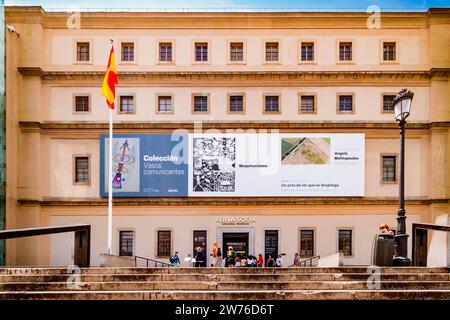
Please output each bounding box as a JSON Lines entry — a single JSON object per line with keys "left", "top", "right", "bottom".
{"left": 16, "top": 68, "right": 450, "bottom": 83}
{"left": 17, "top": 197, "right": 449, "bottom": 207}
{"left": 18, "top": 120, "right": 449, "bottom": 132}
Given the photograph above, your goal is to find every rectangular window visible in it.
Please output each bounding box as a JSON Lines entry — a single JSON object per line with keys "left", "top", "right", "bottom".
{"left": 339, "top": 42, "right": 352, "bottom": 61}
{"left": 382, "top": 95, "right": 396, "bottom": 112}
{"left": 76, "top": 42, "right": 90, "bottom": 62}
{"left": 159, "top": 42, "right": 172, "bottom": 62}
{"left": 301, "top": 42, "right": 314, "bottom": 62}
{"left": 264, "top": 95, "right": 280, "bottom": 113}
{"left": 75, "top": 96, "right": 90, "bottom": 113}
{"left": 265, "top": 42, "right": 279, "bottom": 62}
{"left": 383, "top": 42, "right": 396, "bottom": 61}
{"left": 300, "top": 229, "right": 315, "bottom": 257}
{"left": 195, "top": 42, "right": 208, "bottom": 62}
{"left": 119, "top": 230, "right": 134, "bottom": 257}
{"left": 157, "top": 230, "right": 171, "bottom": 257}
{"left": 157, "top": 96, "right": 173, "bottom": 113}
{"left": 338, "top": 229, "right": 353, "bottom": 256}
{"left": 229, "top": 95, "right": 244, "bottom": 113}
{"left": 119, "top": 96, "right": 135, "bottom": 114}
{"left": 382, "top": 156, "right": 397, "bottom": 182}
{"left": 193, "top": 95, "right": 208, "bottom": 113}
{"left": 121, "top": 42, "right": 134, "bottom": 62}
{"left": 230, "top": 42, "right": 244, "bottom": 62}
{"left": 74, "top": 156, "right": 89, "bottom": 184}
{"left": 300, "top": 95, "right": 315, "bottom": 113}
{"left": 338, "top": 95, "right": 353, "bottom": 113}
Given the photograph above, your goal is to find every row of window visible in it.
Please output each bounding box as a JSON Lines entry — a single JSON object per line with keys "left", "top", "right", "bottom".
{"left": 73, "top": 155, "right": 399, "bottom": 185}
{"left": 75, "top": 40, "right": 398, "bottom": 64}
{"left": 73, "top": 93, "right": 398, "bottom": 114}
{"left": 118, "top": 228, "right": 358, "bottom": 258}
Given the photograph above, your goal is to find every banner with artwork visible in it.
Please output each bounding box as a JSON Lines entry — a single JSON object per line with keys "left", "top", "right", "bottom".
{"left": 100, "top": 133, "right": 188, "bottom": 197}
{"left": 100, "top": 133, "right": 364, "bottom": 197}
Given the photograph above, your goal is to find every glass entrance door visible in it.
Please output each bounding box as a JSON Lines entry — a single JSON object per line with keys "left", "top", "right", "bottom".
{"left": 223, "top": 232, "right": 249, "bottom": 258}
{"left": 193, "top": 230, "right": 207, "bottom": 267}
{"left": 264, "top": 230, "right": 278, "bottom": 265}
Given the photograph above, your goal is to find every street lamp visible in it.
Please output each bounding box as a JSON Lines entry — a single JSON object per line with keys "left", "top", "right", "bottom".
{"left": 392, "top": 88, "right": 414, "bottom": 266}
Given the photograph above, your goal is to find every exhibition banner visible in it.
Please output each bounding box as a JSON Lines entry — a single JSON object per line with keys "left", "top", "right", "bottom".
{"left": 100, "top": 133, "right": 188, "bottom": 197}
{"left": 100, "top": 133, "right": 365, "bottom": 197}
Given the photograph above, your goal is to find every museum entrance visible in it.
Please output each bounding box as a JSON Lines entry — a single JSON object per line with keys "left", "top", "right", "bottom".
{"left": 223, "top": 232, "right": 249, "bottom": 258}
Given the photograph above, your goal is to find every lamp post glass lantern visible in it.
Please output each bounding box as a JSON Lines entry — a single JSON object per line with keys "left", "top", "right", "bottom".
{"left": 392, "top": 88, "right": 414, "bottom": 266}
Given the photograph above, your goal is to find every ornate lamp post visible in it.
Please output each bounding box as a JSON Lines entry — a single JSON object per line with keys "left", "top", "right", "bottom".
{"left": 392, "top": 88, "right": 414, "bottom": 266}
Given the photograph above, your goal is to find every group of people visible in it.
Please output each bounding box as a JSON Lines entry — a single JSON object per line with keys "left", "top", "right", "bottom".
{"left": 171, "top": 224, "right": 395, "bottom": 268}
{"left": 170, "top": 244, "right": 285, "bottom": 268}
{"left": 169, "top": 247, "right": 206, "bottom": 267}
{"left": 210, "top": 243, "right": 284, "bottom": 268}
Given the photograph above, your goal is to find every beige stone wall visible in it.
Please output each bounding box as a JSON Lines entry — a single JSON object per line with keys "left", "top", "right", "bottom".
{"left": 43, "top": 205, "right": 425, "bottom": 266}
{"left": 47, "top": 86, "right": 431, "bottom": 122}
{"left": 47, "top": 33, "right": 425, "bottom": 70}
{"left": 4, "top": 7, "right": 450, "bottom": 266}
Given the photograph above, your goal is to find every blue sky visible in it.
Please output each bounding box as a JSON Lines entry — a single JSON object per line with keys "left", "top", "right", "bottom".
{"left": 3, "top": 0, "right": 450, "bottom": 11}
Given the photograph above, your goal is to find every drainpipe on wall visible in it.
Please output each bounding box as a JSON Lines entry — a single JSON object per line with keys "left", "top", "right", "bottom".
{"left": 0, "top": 1, "right": 6, "bottom": 266}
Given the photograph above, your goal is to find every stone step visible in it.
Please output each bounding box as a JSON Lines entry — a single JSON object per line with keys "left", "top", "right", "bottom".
{"left": 0, "top": 289, "right": 449, "bottom": 300}
{"left": 1, "top": 280, "right": 449, "bottom": 291}
{"left": 1, "top": 273, "right": 449, "bottom": 283}
{"left": 0, "top": 267, "right": 448, "bottom": 275}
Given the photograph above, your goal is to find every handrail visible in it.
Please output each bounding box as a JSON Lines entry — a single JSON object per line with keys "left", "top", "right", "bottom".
{"left": 299, "top": 255, "right": 320, "bottom": 267}
{"left": 412, "top": 223, "right": 450, "bottom": 266}
{"left": 0, "top": 224, "right": 91, "bottom": 267}
{"left": 134, "top": 255, "right": 172, "bottom": 268}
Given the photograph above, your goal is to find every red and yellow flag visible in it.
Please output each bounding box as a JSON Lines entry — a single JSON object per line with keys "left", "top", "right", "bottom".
{"left": 101, "top": 45, "right": 118, "bottom": 109}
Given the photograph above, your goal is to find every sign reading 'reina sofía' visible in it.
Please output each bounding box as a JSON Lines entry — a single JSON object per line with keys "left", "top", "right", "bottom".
{"left": 100, "top": 133, "right": 365, "bottom": 197}
{"left": 215, "top": 217, "right": 256, "bottom": 224}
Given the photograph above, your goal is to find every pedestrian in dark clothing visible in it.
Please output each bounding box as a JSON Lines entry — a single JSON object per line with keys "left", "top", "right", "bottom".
{"left": 216, "top": 248, "right": 222, "bottom": 267}
{"left": 195, "top": 248, "right": 205, "bottom": 267}
{"left": 266, "top": 255, "right": 275, "bottom": 267}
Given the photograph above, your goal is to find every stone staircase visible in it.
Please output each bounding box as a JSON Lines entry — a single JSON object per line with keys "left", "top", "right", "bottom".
{"left": 0, "top": 266, "right": 449, "bottom": 300}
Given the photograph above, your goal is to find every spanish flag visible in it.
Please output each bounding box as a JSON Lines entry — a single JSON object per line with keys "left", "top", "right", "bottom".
{"left": 101, "top": 45, "right": 118, "bottom": 109}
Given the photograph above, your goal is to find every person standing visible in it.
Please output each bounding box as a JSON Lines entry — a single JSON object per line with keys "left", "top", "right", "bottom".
{"left": 293, "top": 253, "right": 300, "bottom": 267}
{"left": 216, "top": 247, "right": 222, "bottom": 267}
{"left": 227, "top": 246, "right": 235, "bottom": 267}
{"left": 211, "top": 242, "right": 218, "bottom": 267}
{"left": 170, "top": 251, "right": 181, "bottom": 267}
{"left": 275, "top": 255, "right": 283, "bottom": 267}
{"left": 195, "top": 247, "right": 205, "bottom": 268}
{"left": 257, "top": 254, "right": 264, "bottom": 267}
{"left": 266, "top": 255, "right": 275, "bottom": 267}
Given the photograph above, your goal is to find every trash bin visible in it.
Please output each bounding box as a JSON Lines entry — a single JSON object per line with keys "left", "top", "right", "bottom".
{"left": 371, "top": 233, "right": 395, "bottom": 266}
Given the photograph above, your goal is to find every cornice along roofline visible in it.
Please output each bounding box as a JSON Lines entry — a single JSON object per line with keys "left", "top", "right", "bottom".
{"left": 5, "top": 6, "right": 450, "bottom": 29}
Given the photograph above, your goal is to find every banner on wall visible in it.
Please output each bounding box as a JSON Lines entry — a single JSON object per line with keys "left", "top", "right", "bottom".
{"left": 100, "top": 133, "right": 365, "bottom": 197}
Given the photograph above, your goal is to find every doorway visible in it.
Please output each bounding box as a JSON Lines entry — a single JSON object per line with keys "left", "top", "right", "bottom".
{"left": 223, "top": 232, "right": 249, "bottom": 258}
{"left": 264, "top": 230, "right": 279, "bottom": 264}
{"left": 414, "top": 228, "right": 428, "bottom": 266}
{"left": 193, "top": 230, "right": 207, "bottom": 267}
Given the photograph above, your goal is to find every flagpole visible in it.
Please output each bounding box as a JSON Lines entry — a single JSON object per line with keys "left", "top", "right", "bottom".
{"left": 102, "top": 39, "right": 117, "bottom": 255}
{"left": 106, "top": 39, "right": 114, "bottom": 255}
{"left": 107, "top": 107, "right": 113, "bottom": 254}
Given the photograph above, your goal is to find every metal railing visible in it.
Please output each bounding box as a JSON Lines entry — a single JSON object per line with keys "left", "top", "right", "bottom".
{"left": 412, "top": 223, "right": 450, "bottom": 267}
{"left": 134, "top": 255, "right": 172, "bottom": 268}
{"left": 299, "top": 255, "right": 320, "bottom": 267}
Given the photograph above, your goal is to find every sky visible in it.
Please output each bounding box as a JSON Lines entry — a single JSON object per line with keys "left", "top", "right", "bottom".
{"left": 3, "top": 0, "right": 450, "bottom": 11}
